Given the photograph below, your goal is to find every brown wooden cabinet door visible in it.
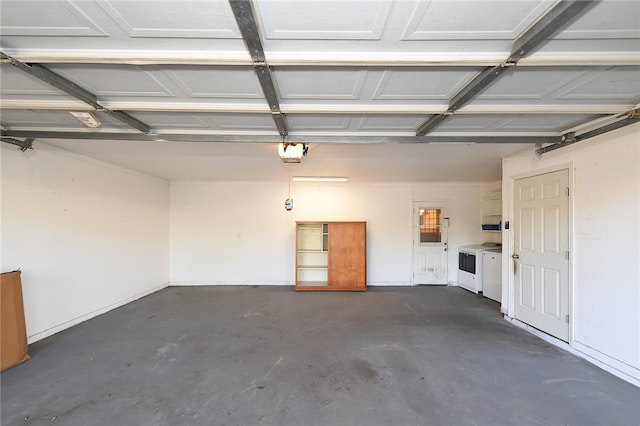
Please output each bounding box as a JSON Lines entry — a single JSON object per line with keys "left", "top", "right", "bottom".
{"left": 328, "top": 222, "right": 366, "bottom": 288}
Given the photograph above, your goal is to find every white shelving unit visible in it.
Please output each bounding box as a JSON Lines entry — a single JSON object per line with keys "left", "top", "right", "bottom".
{"left": 481, "top": 194, "right": 502, "bottom": 232}
{"left": 296, "top": 223, "right": 329, "bottom": 286}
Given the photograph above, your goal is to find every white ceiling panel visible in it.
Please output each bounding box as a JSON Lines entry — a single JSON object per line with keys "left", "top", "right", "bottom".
{"left": 0, "top": 64, "right": 74, "bottom": 100}
{"left": 285, "top": 114, "right": 425, "bottom": 133}
{"left": 121, "top": 112, "right": 210, "bottom": 130}
{"left": 401, "top": 0, "right": 555, "bottom": 40}
{"left": 356, "top": 115, "right": 426, "bottom": 131}
{"left": 530, "top": 1, "right": 640, "bottom": 57}
{"left": 495, "top": 114, "right": 602, "bottom": 133}
{"left": 255, "top": 0, "right": 556, "bottom": 55}
{"left": 0, "top": 0, "right": 246, "bottom": 52}
{"left": 97, "top": 0, "right": 240, "bottom": 39}
{"left": 285, "top": 115, "right": 353, "bottom": 131}
{"left": 553, "top": 67, "right": 640, "bottom": 101}
{"left": 47, "top": 64, "right": 175, "bottom": 98}
{"left": 543, "top": 0, "right": 640, "bottom": 41}
{"left": 476, "top": 68, "right": 589, "bottom": 100}
{"left": 257, "top": 0, "right": 393, "bottom": 40}
{"left": 372, "top": 68, "right": 478, "bottom": 100}
{"left": 0, "top": 0, "right": 106, "bottom": 37}
{"left": 1, "top": 109, "right": 134, "bottom": 131}
{"left": 128, "top": 112, "right": 277, "bottom": 132}
{"left": 205, "top": 113, "right": 277, "bottom": 132}
{"left": 276, "top": 67, "right": 481, "bottom": 106}
{"left": 42, "top": 64, "right": 272, "bottom": 105}
{"left": 276, "top": 68, "right": 367, "bottom": 100}
{"left": 440, "top": 114, "right": 603, "bottom": 133}
{"left": 164, "top": 66, "right": 265, "bottom": 99}
{"left": 472, "top": 66, "right": 640, "bottom": 105}
{"left": 1, "top": 109, "right": 86, "bottom": 129}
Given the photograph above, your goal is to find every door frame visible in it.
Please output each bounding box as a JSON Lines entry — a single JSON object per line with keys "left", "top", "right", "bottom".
{"left": 412, "top": 200, "right": 450, "bottom": 286}
{"left": 505, "top": 163, "right": 574, "bottom": 342}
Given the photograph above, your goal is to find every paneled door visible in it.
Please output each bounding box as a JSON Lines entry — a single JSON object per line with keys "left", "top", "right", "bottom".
{"left": 514, "top": 169, "right": 570, "bottom": 341}
{"left": 413, "top": 202, "right": 449, "bottom": 285}
{"left": 328, "top": 222, "right": 366, "bottom": 289}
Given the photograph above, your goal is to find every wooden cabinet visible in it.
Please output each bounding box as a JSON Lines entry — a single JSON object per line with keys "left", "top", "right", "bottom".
{"left": 1, "top": 270, "right": 30, "bottom": 371}
{"left": 295, "top": 221, "right": 366, "bottom": 291}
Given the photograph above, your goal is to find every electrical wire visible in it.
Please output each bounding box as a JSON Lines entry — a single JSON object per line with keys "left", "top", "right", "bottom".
{"left": 288, "top": 162, "right": 291, "bottom": 199}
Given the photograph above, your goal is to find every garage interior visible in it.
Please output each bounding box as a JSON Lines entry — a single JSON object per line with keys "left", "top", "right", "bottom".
{"left": 1, "top": 0, "right": 639, "bottom": 424}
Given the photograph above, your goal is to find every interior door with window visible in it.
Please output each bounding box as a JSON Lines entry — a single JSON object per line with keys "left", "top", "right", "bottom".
{"left": 413, "top": 202, "right": 449, "bottom": 285}
{"left": 513, "top": 169, "right": 570, "bottom": 341}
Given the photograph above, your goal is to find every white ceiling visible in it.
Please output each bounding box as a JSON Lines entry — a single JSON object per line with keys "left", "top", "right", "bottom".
{"left": 1, "top": 0, "right": 639, "bottom": 182}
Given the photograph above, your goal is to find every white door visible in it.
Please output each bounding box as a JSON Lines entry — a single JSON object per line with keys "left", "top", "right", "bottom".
{"left": 413, "top": 202, "right": 449, "bottom": 285}
{"left": 513, "top": 169, "right": 570, "bottom": 341}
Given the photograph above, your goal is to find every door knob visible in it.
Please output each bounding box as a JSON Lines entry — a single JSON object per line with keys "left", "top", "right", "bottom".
{"left": 512, "top": 253, "right": 520, "bottom": 259}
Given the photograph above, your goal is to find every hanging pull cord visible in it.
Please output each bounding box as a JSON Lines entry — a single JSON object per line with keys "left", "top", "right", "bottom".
{"left": 288, "top": 162, "right": 291, "bottom": 199}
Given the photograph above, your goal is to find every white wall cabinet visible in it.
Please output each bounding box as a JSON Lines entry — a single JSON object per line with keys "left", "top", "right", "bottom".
{"left": 481, "top": 194, "right": 502, "bottom": 232}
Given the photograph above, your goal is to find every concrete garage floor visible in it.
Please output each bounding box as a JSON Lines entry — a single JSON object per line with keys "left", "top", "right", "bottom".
{"left": 1, "top": 286, "right": 638, "bottom": 426}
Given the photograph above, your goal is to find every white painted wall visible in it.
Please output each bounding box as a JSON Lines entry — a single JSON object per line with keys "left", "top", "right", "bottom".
{"left": 1, "top": 143, "right": 170, "bottom": 343}
{"left": 501, "top": 123, "right": 640, "bottom": 385}
{"left": 170, "top": 181, "right": 495, "bottom": 286}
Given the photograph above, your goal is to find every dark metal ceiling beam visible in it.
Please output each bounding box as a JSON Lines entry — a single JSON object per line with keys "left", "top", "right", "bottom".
{"left": 1, "top": 136, "right": 34, "bottom": 151}
{"left": 103, "top": 110, "right": 152, "bottom": 134}
{"left": 416, "top": 0, "right": 597, "bottom": 137}
{"left": 0, "top": 129, "right": 558, "bottom": 144}
{"left": 1, "top": 51, "right": 154, "bottom": 135}
{"left": 229, "top": 0, "right": 288, "bottom": 136}
{"left": 508, "top": 1, "right": 597, "bottom": 63}
{"left": 2, "top": 52, "right": 100, "bottom": 109}
{"left": 415, "top": 114, "right": 451, "bottom": 137}
{"left": 536, "top": 108, "right": 640, "bottom": 155}
{"left": 448, "top": 65, "right": 509, "bottom": 113}
{"left": 227, "top": 0, "right": 264, "bottom": 63}
{"left": 415, "top": 64, "right": 509, "bottom": 136}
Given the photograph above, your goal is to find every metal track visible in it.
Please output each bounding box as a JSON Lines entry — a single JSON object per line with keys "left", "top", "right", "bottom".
{"left": 229, "top": 0, "right": 288, "bottom": 137}
{"left": 0, "top": 129, "right": 559, "bottom": 144}
{"left": 1, "top": 52, "right": 154, "bottom": 135}
{"left": 415, "top": 0, "right": 597, "bottom": 136}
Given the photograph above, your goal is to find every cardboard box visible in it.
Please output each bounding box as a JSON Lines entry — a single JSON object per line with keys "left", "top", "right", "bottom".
{"left": 1, "top": 270, "right": 30, "bottom": 371}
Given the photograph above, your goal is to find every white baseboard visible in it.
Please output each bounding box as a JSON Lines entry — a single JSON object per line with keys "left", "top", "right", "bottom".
{"left": 169, "top": 281, "right": 293, "bottom": 286}
{"left": 505, "top": 316, "right": 640, "bottom": 387}
{"left": 369, "top": 281, "right": 412, "bottom": 286}
{"left": 169, "top": 281, "right": 414, "bottom": 287}
{"left": 571, "top": 340, "right": 640, "bottom": 386}
{"left": 27, "top": 282, "right": 169, "bottom": 344}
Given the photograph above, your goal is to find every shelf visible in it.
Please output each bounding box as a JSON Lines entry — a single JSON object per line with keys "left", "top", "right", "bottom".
{"left": 295, "top": 283, "right": 367, "bottom": 292}
{"left": 297, "top": 250, "right": 328, "bottom": 253}
{"left": 297, "top": 265, "right": 328, "bottom": 270}
{"left": 481, "top": 195, "right": 502, "bottom": 232}
{"left": 296, "top": 281, "right": 329, "bottom": 287}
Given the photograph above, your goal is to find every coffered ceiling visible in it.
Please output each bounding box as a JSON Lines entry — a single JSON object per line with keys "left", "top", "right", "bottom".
{"left": 1, "top": 0, "right": 639, "bottom": 182}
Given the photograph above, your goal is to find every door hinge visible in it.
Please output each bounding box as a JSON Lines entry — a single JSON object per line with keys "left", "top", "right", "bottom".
{"left": 566, "top": 187, "right": 570, "bottom": 196}
{"left": 565, "top": 314, "right": 570, "bottom": 324}
{"left": 565, "top": 251, "right": 570, "bottom": 260}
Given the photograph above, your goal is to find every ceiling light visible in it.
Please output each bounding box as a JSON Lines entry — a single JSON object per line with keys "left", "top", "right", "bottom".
{"left": 292, "top": 176, "right": 348, "bottom": 182}
{"left": 69, "top": 111, "right": 101, "bottom": 128}
{"left": 278, "top": 142, "right": 306, "bottom": 163}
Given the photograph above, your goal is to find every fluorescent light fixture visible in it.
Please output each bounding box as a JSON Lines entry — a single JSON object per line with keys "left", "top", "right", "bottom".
{"left": 292, "top": 176, "right": 348, "bottom": 182}
{"left": 69, "top": 111, "right": 101, "bottom": 128}
{"left": 278, "top": 142, "right": 304, "bottom": 163}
